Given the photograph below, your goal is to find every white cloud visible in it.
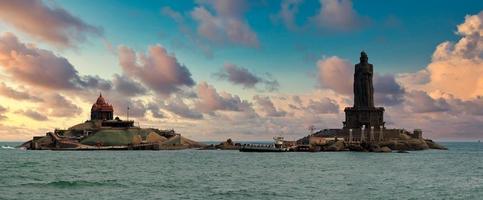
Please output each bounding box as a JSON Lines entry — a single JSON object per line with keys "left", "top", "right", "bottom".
{"left": 316, "top": 56, "right": 352, "bottom": 95}
{"left": 118, "top": 45, "right": 195, "bottom": 97}
{"left": 0, "top": 32, "right": 110, "bottom": 91}
{"left": 253, "top": 95, "right": 287, "bottom": 117}
{"left": 195, "top": 81, "right": 253, "bottom": 114}
{"left": 272, "top": 0, "right": 303, "bottom": 31}
{"left": 310, "top": 0, "right": 369, "bottom": 31}
{"left": 191, "top": 0, "right": 259, "bottom": 47}
{"left": 214, "top": 63, "right": 279, "bottom": 91}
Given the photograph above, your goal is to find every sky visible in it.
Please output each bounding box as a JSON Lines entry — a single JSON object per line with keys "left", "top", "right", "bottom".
{"left": 0, "top": 0, "right": 482, "bottom": 142}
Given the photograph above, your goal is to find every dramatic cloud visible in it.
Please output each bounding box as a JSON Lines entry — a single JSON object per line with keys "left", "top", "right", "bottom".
{"left": 306, "top": 98, "right": 339, "bottom": 114}
{"left": 380, "top": 12, "right": 483, "bottom": 140}
{"left": 118, "top": 45, "right": 195, "bottom": 96}
{"left": 383, "top": 91, "right": 483, "bottom": 140}
{"left": 396, "top": 70, "right": 430, "bottom": 90}
{"left": 0, "top": 0, "right": 102, "bottom": 48}
{"left": 39, "top": 94, "right": 82, "bottom": 118}
{"left": 78, "top": 75, "right": 112, "bottom": 91}
{"left": 447, "top": 96, "right": 483, "bottom": 116}
{"left": 374, "top": 74, "right": 405, "bottom": 106}
{"left": 16, "top": 109, "right": 48, "bottom": 121}
{"left": 399, "top": 11, "right": 483, "bottom": 99}
{"left": 310, "top": 0, "right": 369, "bottom": 31}
{"left": 146, "top": 103, "right": 164, "bottom": 119}
{"left": 163, "top": 98, "right": 203, "bottom": 119}
{"left": 405, "top": 90, "right": 449, "bottom": 113}
{"left": 316, "top": 56, "right": 352, "bottom": 95}
{"left": 0, "top": 82, "right": 42, "bottom": 102}
{"left": 243, "top": 92, "right": 345, "bottom": 138}
{"left": 214, "top": 63, "right": 279, "bottom": 91}
{"left": 111, "top": 98, "right": 146, "bottom": 119}
{"left": 253, "top": 95, "right": 286, "bottom": 117}
{"left": 112, "top": 74, "right": 147, "bottom": 97}
{"left": 0, "top": 32, "right": 110, "bottom": 90}
{"left": 191, "top": 0, "right": 259, "bottom": 47}
{"left": 195, "top": 82, "right": 252, "bottom": 114}
{"left": 215, "top": 64, "right": 259, "bottom": 88}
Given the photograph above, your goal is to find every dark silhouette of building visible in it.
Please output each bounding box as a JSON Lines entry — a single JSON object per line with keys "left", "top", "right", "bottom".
{"left": 344, "top": 52, "right": 385, "bottom": 129}
{"left": 91, "top": 93, "right": 113, "bottom": 121}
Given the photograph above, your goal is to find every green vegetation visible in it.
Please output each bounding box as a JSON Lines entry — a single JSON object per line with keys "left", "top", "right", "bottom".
{"left": 81, "top": 128, "right": 150, "bottom": 146}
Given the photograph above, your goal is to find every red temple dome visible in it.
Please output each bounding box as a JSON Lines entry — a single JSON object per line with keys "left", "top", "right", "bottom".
{"left": 96, "top": 94, "right": 106, "bottom": 105}
{"left": 91, "top": 93, "right": 113, "bottom": 112}
{"left": 91, "top": 93, "right": 113, "bottom": 120}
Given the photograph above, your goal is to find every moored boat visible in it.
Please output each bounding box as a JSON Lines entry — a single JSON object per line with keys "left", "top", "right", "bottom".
{"left": 239, "top": 136, "right": 289, "bottom": 152}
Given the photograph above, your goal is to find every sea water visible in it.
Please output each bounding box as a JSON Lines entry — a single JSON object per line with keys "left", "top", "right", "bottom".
{"left": 0, "top": 142, "right": 482, "bottom": 200}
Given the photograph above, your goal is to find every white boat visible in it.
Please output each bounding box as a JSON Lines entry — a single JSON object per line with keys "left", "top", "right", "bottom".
{"left": 239, "top": 136, "right": 289, "bottom": 152}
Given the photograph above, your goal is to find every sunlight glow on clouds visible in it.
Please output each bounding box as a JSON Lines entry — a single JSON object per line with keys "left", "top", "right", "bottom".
{"left": 0, "top": 0, "right": 102, "bottom": 48}
{"left": 118, "top": 44, "right": 195, "bottom": 97}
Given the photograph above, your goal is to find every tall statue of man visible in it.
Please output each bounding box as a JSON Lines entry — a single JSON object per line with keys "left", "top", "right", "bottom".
{"left": 354, "top": 51, "right": 374, "bottom": 108}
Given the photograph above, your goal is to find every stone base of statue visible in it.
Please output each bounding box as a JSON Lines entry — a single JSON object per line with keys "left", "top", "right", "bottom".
{"left": 343, "top": 106, "right": 385, "bottom": 129}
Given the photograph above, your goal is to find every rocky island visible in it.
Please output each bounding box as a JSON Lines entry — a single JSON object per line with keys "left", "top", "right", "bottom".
{"left": 290, "top": 52, "right": 447, "bottom": 152}
{"left": 20, "top": 94, "right": 205, "bottom": 150}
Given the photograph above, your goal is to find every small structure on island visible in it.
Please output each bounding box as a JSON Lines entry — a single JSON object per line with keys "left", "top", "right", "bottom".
{"left": 20, "top": 94, "right": 205, "bottom": 150}
{"left": 296, "top": 51, "right": 446, "bottom": 152}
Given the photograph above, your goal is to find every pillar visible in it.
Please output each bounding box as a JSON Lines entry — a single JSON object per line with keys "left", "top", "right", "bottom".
{"left": 370, "top": 126, "right": 375, "bottom": 142}
{"left": 361, "top": 126, "right": 365, "bottom": 142}
{"left": 349, "top": 129, "right": 353, "bottom": 143}
{"left": 379, "top": 126, "right": 384, "bottom": 141}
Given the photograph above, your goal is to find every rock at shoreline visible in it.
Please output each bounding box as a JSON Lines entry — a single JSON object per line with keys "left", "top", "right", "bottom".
{"left": 200, "top": 138, "right": 240, "bottom": 150}
{"left": 325, "top": 140, "right": 346, "bottom": 151}
{"left": 367, "top": 143, "right": 381, "bottom": 152}
{"left": 380, "top": 139, "right": 431, "bottom": 151}
{"left": 425, "top": 139, "right": 448, "bottom": 150}
{"left": 379, "top": 146, "right": 392, "bottom": 153}
{"left": 407, "top": 139, "right": 429, "bottom": 150}
{"left": 347, "top": 144, "right": 365, "bottom": 152}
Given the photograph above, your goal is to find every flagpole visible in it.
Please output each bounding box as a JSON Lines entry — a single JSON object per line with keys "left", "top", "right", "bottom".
{"left": 127, "top": 103, "right": 130, "bottom": 121}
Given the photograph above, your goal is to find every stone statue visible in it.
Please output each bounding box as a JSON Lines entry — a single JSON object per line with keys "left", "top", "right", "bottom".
{"left": 353, "top": 51, "right": 374, "bottom": 108}
{"left": 344, "top": 51, "right": 384, "bottom": 129}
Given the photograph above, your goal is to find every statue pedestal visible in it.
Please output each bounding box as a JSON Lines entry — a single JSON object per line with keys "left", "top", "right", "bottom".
{"left": 343, "top": 106, "right": 385, "bottom": 129}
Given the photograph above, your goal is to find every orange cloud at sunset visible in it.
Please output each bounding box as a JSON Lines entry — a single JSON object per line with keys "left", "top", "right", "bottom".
{"left": 399, "top": 11, "right": 483, "bottom": 100}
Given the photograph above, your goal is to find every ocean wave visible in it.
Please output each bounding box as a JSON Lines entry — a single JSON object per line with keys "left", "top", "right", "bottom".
{"left": 29, "top": 180, "right": 126, "bottom": 188}
{"left": 1, "top": 145, "right": 15, "bottom": 150}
